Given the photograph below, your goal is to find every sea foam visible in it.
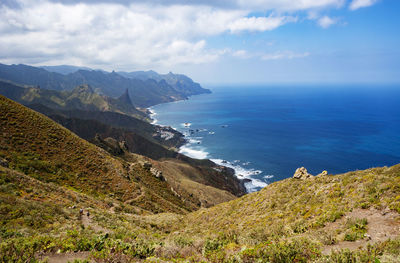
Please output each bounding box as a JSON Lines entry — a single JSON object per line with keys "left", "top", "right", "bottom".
{"left": 179, "top": 145, "right": 209, "bottom": 159}
{"left": 148, "top": 107, "right": 158, "bottom": 124}
{"left": 211, "top": 158, "right": 268, "bottom": 192}
{"left": 149, "top": 107, "right": 270, "bottom": 193}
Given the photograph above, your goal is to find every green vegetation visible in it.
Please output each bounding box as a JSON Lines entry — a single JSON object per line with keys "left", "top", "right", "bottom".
{"left": 343, "top": 218, "right": 368, "bottom": 242}
{"left": 0, "top": 94, "right": 399, "bottom": 262}
{"left": 0, "top": 95, "right": 191, "bottom": 213}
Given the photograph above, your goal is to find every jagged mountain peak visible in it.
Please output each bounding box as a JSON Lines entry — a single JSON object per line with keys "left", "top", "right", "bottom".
{"left": 117, "top": 88, "right": 132, "bottom": 106}
{"left": 72, "top": 84, "right": 94, "bottom": 93}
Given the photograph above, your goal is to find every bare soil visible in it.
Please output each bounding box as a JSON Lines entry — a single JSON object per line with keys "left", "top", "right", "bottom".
{"left": 322, "top": 208, "right": 400, "bottom": 254}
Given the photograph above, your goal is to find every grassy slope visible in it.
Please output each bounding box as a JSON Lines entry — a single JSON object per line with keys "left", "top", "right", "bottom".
{"left": 0, "top": 95, "right": 237, "bottom": 262}
{"left": 164, "top": 165, "right": 400, "bottom": 262}
{"left": 184, "top": 166, "right": 400, "bottom": 234}
{"left": 0, "top": 165, "right": 185, "bottom": 262}
{"left": 152, "top": 159, "right": 237, "bottom": 208}
{"left": 1, "top": 95, "right": 399, "bottom": 262}
{"left": 0, "top": 95, "right": 191, "bottom": 214}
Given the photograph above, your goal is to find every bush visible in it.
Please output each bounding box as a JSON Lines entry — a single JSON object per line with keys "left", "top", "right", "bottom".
{"left": 343, "top": 218, "right": 368, "bottom": 242}
{"left": 240, "top": 238, "right": 321, "bottom": 263}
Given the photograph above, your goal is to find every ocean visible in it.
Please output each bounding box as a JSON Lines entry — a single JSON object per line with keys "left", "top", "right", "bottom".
{"left": 150, "top": 85, "right": 400, "bottom": 192}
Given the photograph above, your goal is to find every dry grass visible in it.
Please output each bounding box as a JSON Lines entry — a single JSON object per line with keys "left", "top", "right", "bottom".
{"left": 1, "top": 94, "right": 400, "bottom": 262}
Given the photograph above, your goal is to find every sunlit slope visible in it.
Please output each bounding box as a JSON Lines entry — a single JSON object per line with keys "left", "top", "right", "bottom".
{"left": 0, "top": 95, "right": 191, "bottom": 213}
{"left": 184, "top": 165, "right": 400, "bottom": 234}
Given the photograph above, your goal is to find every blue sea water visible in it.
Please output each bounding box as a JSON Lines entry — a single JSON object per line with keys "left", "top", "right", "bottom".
{"left": 150, "top": 85, "right": 400, "bottom": 192}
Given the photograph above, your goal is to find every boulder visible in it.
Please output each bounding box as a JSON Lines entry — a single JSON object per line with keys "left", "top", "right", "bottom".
{"left": 293, "top": 167, "right": 313, "bottom": 179}
{"left": 150, "top": 167, "right": 165, "bottom": 181}
{"left": 317, "top": 170, "right": 328, "bottom": 177}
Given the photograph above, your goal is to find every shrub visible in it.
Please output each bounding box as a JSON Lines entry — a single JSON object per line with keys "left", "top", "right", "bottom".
{"left": 343, "top": 218, "right": 368, "bottom": 242}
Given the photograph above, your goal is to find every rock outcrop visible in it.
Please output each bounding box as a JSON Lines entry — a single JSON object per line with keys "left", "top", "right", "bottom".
{"left": 150, "top": 167, "right": 165, "bottom": 181}
{"left": 317, "top": 170, "right": 328, "bottom": 177}
{"left": 293, "top": 167, "right": 313, "bottom": 179}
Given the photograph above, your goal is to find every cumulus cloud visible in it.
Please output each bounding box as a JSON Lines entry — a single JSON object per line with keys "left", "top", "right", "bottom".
{"left": 0, "top": 0, "right": 375, "bottom": 70}
{"left": 22, "top": 0, "right": 347, "bottom": 11}
{"left": 349, "top": 0, "right": 379, "bottom": 10}
{"left": 318, "top": 16, "right": 337, "bottom": 28}
{"left": 1, "top": 0, "right": 310, "bottom": 69}
{"left": 0, "top": 1, "right": 244, "bottom": 69}
{"left": 228, "top": 16, "right": 297, "bottom": 33}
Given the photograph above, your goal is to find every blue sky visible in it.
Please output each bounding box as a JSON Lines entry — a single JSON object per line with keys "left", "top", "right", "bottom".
{"left": 0, "top": 0, "right": 399, "bottom": 84}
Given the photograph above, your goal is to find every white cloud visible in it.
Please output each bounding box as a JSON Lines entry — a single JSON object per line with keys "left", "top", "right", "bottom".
{"left": 236, "top": 0, "right": 346, "bottom": 11}
{"left": 232, "top": 50, "right": 250, "bottom": 58}
{"left": 0, "top": 0, "right": 371, "bottom": 70}
{"left": 349, "top": 0, "right": 379, "bottom": 10}
{"left": 228, "top": 15, "right": 297, "bottom": 33}
{"left": 0, "top": 1, "right": 241, "bottom": 69}
{"left": 0, "top": 1, "right": 308, "bottom": 70}
{"left": 318, "top": 16, "right": 337, "bottom": 28}
{"left": 24, "top": 0, "right": 347, "bottom": 11}
{"left": 261, "top": 51, "right": 310, "bottom": 60}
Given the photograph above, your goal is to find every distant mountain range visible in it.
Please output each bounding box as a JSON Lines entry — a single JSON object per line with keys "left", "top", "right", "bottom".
{"left": 0, "top": 80, "right": 146, "bottom": 120}
{"left": 40, "top": 65, "right": 94, "bottom": 74}
{"left": 0, "top": 63, "right": 210, "bottom": 107}
{"left": 118, "top": 70, "right": 208, "bottom": 97}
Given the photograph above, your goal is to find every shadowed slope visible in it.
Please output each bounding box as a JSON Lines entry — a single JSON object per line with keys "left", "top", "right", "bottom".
{"left": 0, "top": 80, "right": 147, "bottom": 120}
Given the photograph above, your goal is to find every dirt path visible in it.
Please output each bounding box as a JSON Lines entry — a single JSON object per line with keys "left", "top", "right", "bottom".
{"left": 37, "top": 209, "right": 110, "bottom": 263}
{"left": 322, "top": 208, "right": 400, "bottom": 254}
{"left": 80, "top": 209, "right": 109, "bottom": 233}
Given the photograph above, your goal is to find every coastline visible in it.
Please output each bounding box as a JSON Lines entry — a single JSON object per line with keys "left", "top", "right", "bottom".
{"left": 147, "top": 97, "right": 268, "bottom": 193}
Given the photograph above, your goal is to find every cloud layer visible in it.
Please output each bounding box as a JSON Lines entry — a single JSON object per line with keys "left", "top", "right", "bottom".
{"left": 0, "top": 0, "right": 381, "bottom": 71}
{"left": 349, "top": 0, "right": 379, "bottom": 10}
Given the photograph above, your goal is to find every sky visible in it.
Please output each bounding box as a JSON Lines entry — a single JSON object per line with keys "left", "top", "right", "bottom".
{"left": 0, "top": 0, "right": 399, "bottom": 84}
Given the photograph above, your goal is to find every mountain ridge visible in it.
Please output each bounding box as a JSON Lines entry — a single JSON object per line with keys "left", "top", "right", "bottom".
{"left": 0, "top": 63, "right": 211, "bottom": 107}
{"left": 0, "top": 80, "right": 147, "bottom": 120}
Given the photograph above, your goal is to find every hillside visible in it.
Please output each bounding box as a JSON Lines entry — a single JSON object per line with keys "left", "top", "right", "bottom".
{"left": 0, "top": 79, "right": 246, "bottom": 199}
{"left": 0, "top": 95, "right": 193, "bottom": 214}
{"left": 28, "top": 104, "right": 185, "bottom": 150}
{"left": 0, "top": 63, "right": 211, "bottom": 107}
{"left": 0, "top": 95, "right": 399, "bottom": 262}
{"left": 0, "top": 80, "right": 147, "bottom": 120}
{"left": 166, "top": 166, "right": 400, "bottom": 262}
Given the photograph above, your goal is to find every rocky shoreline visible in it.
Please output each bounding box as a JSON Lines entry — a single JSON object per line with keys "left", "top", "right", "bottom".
{"left": 147, "top": 103, "right": 248, "bottom": 195}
